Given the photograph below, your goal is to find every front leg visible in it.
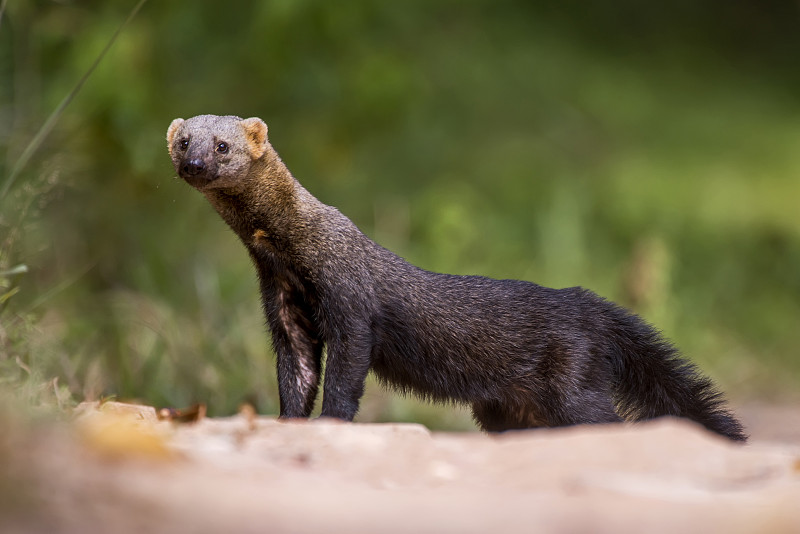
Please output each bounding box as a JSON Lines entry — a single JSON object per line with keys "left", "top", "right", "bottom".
{"left": 271, "top": 316, "right": 322, "bottom": 418}
{"left": 320, "top": 324, "right": 373, "bottom": 421}
{"left": 262, "top": 281, "right": 323, "bottom": 418}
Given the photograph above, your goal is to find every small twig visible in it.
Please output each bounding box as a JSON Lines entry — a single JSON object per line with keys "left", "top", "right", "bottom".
{"left": 15, "top": 355, "right": 31, "bottom": 375}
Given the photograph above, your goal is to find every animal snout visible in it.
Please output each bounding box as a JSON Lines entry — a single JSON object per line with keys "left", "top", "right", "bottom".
{"left": 182, "top": 158, "right": 206, "bottom": 176}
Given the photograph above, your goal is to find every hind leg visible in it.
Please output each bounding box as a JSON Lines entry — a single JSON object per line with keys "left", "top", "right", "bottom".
{"left": 472, "top": 400, "right": 547, "bottom": 432}
{"left": 473, "top": 391, "right": 622, "bottom": 433}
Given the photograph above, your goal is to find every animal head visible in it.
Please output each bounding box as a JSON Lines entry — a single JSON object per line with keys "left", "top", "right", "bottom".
{"left": 167, "top": 115, "right": 269, "bottom": 190}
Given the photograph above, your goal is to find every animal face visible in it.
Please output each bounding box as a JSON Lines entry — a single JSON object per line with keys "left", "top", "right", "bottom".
{"left": 167, "top": 115, "right": 268, "bottom": 190}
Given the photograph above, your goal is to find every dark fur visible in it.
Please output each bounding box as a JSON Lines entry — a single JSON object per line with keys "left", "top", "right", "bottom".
{"left": 167, "top": 115, "right": 747, "bottom": 442}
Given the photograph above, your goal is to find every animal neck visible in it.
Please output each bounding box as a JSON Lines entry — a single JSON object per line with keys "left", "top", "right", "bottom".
{"left": 203, "top": 149, "right": 309, "bottom": 251}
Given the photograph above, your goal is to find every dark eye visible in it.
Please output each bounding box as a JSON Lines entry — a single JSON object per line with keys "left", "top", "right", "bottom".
{"left": 179, "top": 138, "right": 189, "bottom": 150}
{"left": 216, "top": 142, "right": 229, "bottom": 154}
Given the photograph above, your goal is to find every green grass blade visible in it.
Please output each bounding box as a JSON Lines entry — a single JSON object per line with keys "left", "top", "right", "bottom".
{"left": 0, "top": 0, "right": 148, "bottom": 199}
{"left": 0, "top": 264, "right": 28, "bottom": 277}
{"left": 0, "top": 0, "right": 8, "bottom": 31}
{"left": 0, "top": 286, "right": 20, "bottom": 305}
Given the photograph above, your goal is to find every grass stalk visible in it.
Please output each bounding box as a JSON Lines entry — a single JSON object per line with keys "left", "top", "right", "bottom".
{"left": 0, "top": 0, "right": 149, "bottom": 199}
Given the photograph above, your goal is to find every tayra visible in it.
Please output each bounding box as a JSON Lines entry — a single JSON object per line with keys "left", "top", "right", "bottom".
{"left": 166, "top": 114, "right": 746, "bottom": 442}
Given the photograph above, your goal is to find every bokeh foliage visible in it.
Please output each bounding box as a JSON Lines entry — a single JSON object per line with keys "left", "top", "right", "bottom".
{"left": 2, "top": 0, "right": 799, "bottom": 428}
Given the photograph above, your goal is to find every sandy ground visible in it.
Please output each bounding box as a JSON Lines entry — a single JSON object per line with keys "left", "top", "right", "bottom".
{"left": 2, "top": 402, "right": 799, "bottom": 534}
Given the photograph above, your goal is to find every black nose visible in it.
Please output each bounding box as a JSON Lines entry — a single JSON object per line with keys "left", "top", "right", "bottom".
{"left": 182, "top": 158, "right": 206, "bottom": 176}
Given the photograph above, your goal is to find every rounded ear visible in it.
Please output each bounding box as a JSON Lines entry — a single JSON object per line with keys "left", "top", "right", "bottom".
{"left": 167, "top": 118, "right": 185, "bottom": 149}
{"left": 241, "top": 117, "right": 268, "bottom": 159}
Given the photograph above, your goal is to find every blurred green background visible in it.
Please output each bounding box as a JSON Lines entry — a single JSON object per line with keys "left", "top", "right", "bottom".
{"left": 1, "top": 0, "right": 799, "bottom": 429}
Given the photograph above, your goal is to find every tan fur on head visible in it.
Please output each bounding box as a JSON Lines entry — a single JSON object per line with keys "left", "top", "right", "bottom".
{"left": 167, "top": 114, "right": 298, "bottom": 230}
{"left": 241, "top": 118, "right": 268, "bottom": 160}
{"left": 166, "top": 118, "right": 185, "bottom": 154}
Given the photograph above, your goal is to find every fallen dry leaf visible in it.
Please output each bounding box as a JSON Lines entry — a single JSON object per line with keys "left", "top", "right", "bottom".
{"left": 157, "top": 404, "right": 207, "bottom": 424}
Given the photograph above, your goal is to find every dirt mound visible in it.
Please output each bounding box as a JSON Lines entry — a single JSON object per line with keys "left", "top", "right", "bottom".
{"left": 3, "top": 402, "right": 799, "bottom": 533}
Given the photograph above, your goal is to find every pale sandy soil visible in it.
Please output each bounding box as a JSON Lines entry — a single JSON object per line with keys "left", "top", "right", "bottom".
{"left": 2, "top": 402, "right": 799, "bottom": 534}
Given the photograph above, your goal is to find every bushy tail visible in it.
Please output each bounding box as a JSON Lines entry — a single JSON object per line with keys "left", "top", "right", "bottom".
{"left": 606, "top": 307, "right": 747, "bottom": 442}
